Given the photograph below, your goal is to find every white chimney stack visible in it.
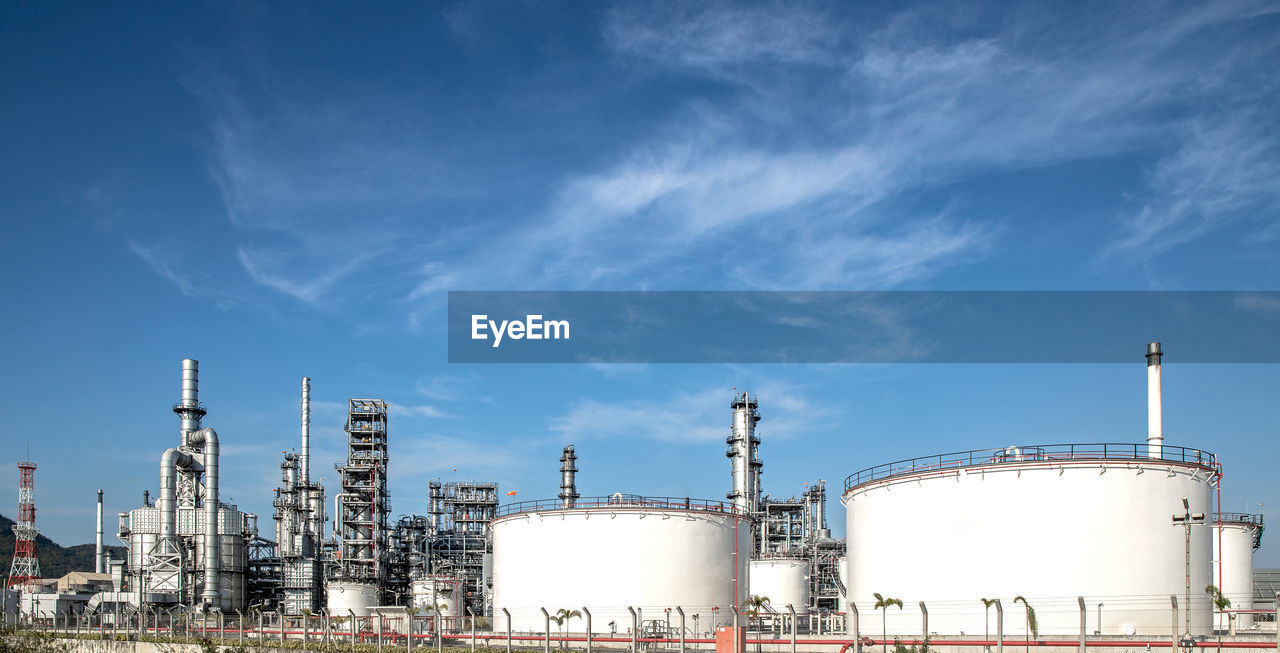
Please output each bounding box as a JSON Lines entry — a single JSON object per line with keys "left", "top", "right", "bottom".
{"left": 1147, "top": 342, "right": 1163, "bottom": 459}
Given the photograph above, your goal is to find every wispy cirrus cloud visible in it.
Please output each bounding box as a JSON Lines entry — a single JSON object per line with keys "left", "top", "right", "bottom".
{"left": 550, "top": 381, "right": 835, "bottom": 444}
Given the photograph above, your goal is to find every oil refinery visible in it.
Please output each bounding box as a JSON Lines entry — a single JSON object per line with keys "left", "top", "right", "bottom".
{"left": 3, "top": 343, "right": 1269, "bottom": 647}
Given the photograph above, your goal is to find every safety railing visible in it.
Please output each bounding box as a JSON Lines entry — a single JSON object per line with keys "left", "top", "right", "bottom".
{"left": 845, "top": 443, "right": 1217, "bottom": 492}
{"left": 495, "top": 495, "right": 742, "bottom": 517}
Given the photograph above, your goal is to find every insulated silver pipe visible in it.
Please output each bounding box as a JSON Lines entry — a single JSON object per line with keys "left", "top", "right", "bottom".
{"left": 189, "top": 427, "right": 221, "bottom": 608}
{"left": 301, "top": 377, "right": 311, "bottom": 485}
{"left": 1147, "top": 342, "right": 1164, "bottom": 459}
{"left": 159, "top": 449, "right": 201, "bottom": 542}
{"left": 559, "top": 444, "right": 579, "bottom": 509}
{"left": 96, "top": 489, "right": 105, "bottom": 574}
{"left": 178, "top": 359, "right": 202, "bottom": 446}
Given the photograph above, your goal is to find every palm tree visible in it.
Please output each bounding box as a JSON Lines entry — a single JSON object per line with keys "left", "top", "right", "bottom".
{"left": 980, "top": 599, "right": 997, "bottom": 653}
{"left": 873, "top": 593, "right": 904, "bottom": 653}
{"left": 1206, "top": 585, "right": 1232, "bottom": 652}
{"left": 1012, "top": 597, "right": 1037, "bottom": 653}
{"left": 746, "top": 595, "right": 772, "bottom": 652}
{"left": 551, "top": 609, "right": 582, "bottom": 650}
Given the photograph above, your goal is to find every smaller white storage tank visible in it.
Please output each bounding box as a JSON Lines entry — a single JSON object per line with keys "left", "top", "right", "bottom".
{"left": 412, "top": 576, "right": 461, "bottom": 618}
{"left": 749, "top": 559, "right": 810, "bottom": 615}
{"left": 327, "top": 582, "right": 378, "bottom": 617}
{"left": 1212, "top": 515, "right": 1264, "bottom": 629}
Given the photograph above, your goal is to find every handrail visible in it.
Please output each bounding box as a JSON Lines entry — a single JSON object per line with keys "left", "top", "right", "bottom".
{"left": 495, "top": 495, "right": 741, "bottom": 518}
{"left": 844, "top": 443, "right": 1217, "bottom": 492}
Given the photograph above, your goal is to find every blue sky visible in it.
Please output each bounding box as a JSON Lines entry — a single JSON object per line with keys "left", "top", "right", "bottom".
{"left": 2, "top": 2, "right": 1280, "bottom": 564}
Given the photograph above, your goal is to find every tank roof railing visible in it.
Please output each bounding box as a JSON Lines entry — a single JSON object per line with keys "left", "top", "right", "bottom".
{"left": 495, "top": 495, "right": 742, "bottom": 518}
{"left": 1214, "top": 512, "right": 1264, "bottom": 527}
{"left": 844, "top": 443, "right": 1217, "bottom": 492}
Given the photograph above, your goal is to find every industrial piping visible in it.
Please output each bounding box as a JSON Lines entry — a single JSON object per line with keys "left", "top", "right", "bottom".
{"left": 159, "top": 448, "right": 202, "bottom": 544}
{"left": 96, "top": 489, "right": 104, "bottom": 574}
{"left": 1147, "top": 342, "right": 1163, "bottom": 459}
{"left": 189, "top": 427, "right": 221, "bottom": 607}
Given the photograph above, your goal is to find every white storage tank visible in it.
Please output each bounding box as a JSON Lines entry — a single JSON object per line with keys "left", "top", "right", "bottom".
{"left": 491, "top": 496, "right": 750, "bottom": 633}
{"left": 412, "top": 576, "right": 461, "bottom": 618}
{"left": 1212, "top": 515, "right": 1264, "bottom": 629}
{"left": 327, "top": 582, "right": 379, "bottom": 617}
{"left": 844, "top": 444, "right": 1218, "bottom": 636}
{"left": 749, "top": 559, "right": 810, "bottom": 615}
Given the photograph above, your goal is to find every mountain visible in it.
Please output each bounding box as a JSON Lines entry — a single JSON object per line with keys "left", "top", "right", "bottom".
{"left": 0, "top": 513, "right": 125, "bottom": 581}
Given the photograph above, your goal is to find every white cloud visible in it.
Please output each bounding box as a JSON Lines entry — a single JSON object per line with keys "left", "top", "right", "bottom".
{"left": 550, "top": 382, "right": 835, "bottom": 444}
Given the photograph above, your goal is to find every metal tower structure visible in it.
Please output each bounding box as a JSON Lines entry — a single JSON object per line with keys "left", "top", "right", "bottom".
{"left": 426, "top": 480, "right": 498, "bottom": 614}
{"left": 726, "top": 392, "right": 763, "bottom": 517}
{"left": 7, "top": 461, "right": 40, "bottom": 589}
{"left": 334, "top": 399, "right": 390, "bottom": 586}
{"left": 273, "top": 377, "right": 326, "bottom": 614}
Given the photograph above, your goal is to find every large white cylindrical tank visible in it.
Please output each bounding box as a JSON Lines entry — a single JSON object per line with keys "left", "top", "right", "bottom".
{"left": 412, "top": 577, "right": 461, "bottom": 618}
{"left": 1213, "top": 517, "right": 1263, "bottom": 629}
{"left": 491, "top": 498, "right": 750, "bottom": 633}
{"left": 327, "top": 582, "right": 379, "bottom": 617}
{"left": 844, "top": 447, "right": 1217, "bottom": 637}
{"left": 749, "top": 559, "right": 810, "bottom": 615}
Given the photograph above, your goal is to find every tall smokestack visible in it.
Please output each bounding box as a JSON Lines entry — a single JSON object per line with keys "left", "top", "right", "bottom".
{"left": 95, "top": 489, "right": 104, "bottom": 573}
{"left": 559, "top": 444, "right": 579, "bottom": 509}
{"left": 301, "top": 377, "right": 311, "bottom": 485}
{"left": 173, "top": 359, "right": 206, "bottom": 447}
{"left": 1147, "top": 342, "right": 1163, "bottom": 459}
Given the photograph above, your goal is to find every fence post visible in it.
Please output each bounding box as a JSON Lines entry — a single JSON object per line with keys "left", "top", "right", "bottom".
{"left": 1171, "top": 596, "right": 1179, "bottom": 653}
{"left": 542, "top": 607, "right": 552, "bottom": 653}
{"left": 467, "top": 607, "right": 476, "bottom": 652}
{"left": 629, "top": 607, "right": 639, "bottom": 653}
{"left": 850, "top": 602, "right": 860, "bottom": 653}
{"left": 378, "top": 611, "right": 385, "bottom": 653}
{"left": 1077, "top": 597, "right": 1085, "bottom": 653}
{"left": 406, "top": 607, "right": 414, "bottom": 653}
{"left": 995, "top": 599, "right": 1004, "bottom": 653}
{"left": 349, "top": 610, "right": 357, "bottom": 647}
{"left": 584, "top": 607, "right": 593, "bottom": 653}
{"left": 920, "top": 601, "right": 928, "bottom": 642}
{"left": 503, "top": 608, "right": 512, "bottom": 653}
{"left": 788, "top": 605, "right": 797, "bottom": 653}
{"left": 1274, "top": 593, "right": 1279, "bottom": 649}
{"left": 677, "top": 607, "right": 686, "bottom": 653}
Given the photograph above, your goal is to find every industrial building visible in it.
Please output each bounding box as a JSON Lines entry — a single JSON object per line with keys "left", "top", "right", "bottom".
{"left": 4, "top": 342, "right": 1268, "bottom": 644}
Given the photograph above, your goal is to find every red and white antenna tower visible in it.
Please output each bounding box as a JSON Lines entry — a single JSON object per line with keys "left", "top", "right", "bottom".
{"left": 7, "top": 461, "right": 41, "bottom": 589}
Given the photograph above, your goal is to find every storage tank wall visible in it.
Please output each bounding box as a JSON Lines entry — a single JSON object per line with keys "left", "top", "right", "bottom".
{"left": 492, "top": 505, "right": 749, "bottom": 634}
{"left": 1212, "top": 523, "right": 1258, "bottom": 629}
{"left": 749, "top": 559, "right": 810, "bottom": 615}
{"left": 845, "top": 459, "right": 1216, "bottom": 636}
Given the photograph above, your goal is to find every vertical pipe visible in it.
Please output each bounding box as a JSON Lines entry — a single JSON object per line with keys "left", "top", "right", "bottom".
{"left": 191, "top": 427, "right": 221, "bottom": 608}
{"left": 1147, "top": 342, "right": 1164, "bottom": 459}
{"left": 96, "top": 489, "right": 105, "bottom": 573}
{"left": 1171, "top": 596, "right": 1179, "bottom": 653}
{"left": 584, "top": 607, "right": 592, "bottom": 653}
{"left": 628, "top": 607, "right": 639, "bottom": 653}
{"left": 301, "top": 378, "right": 311, "bottom": 484}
